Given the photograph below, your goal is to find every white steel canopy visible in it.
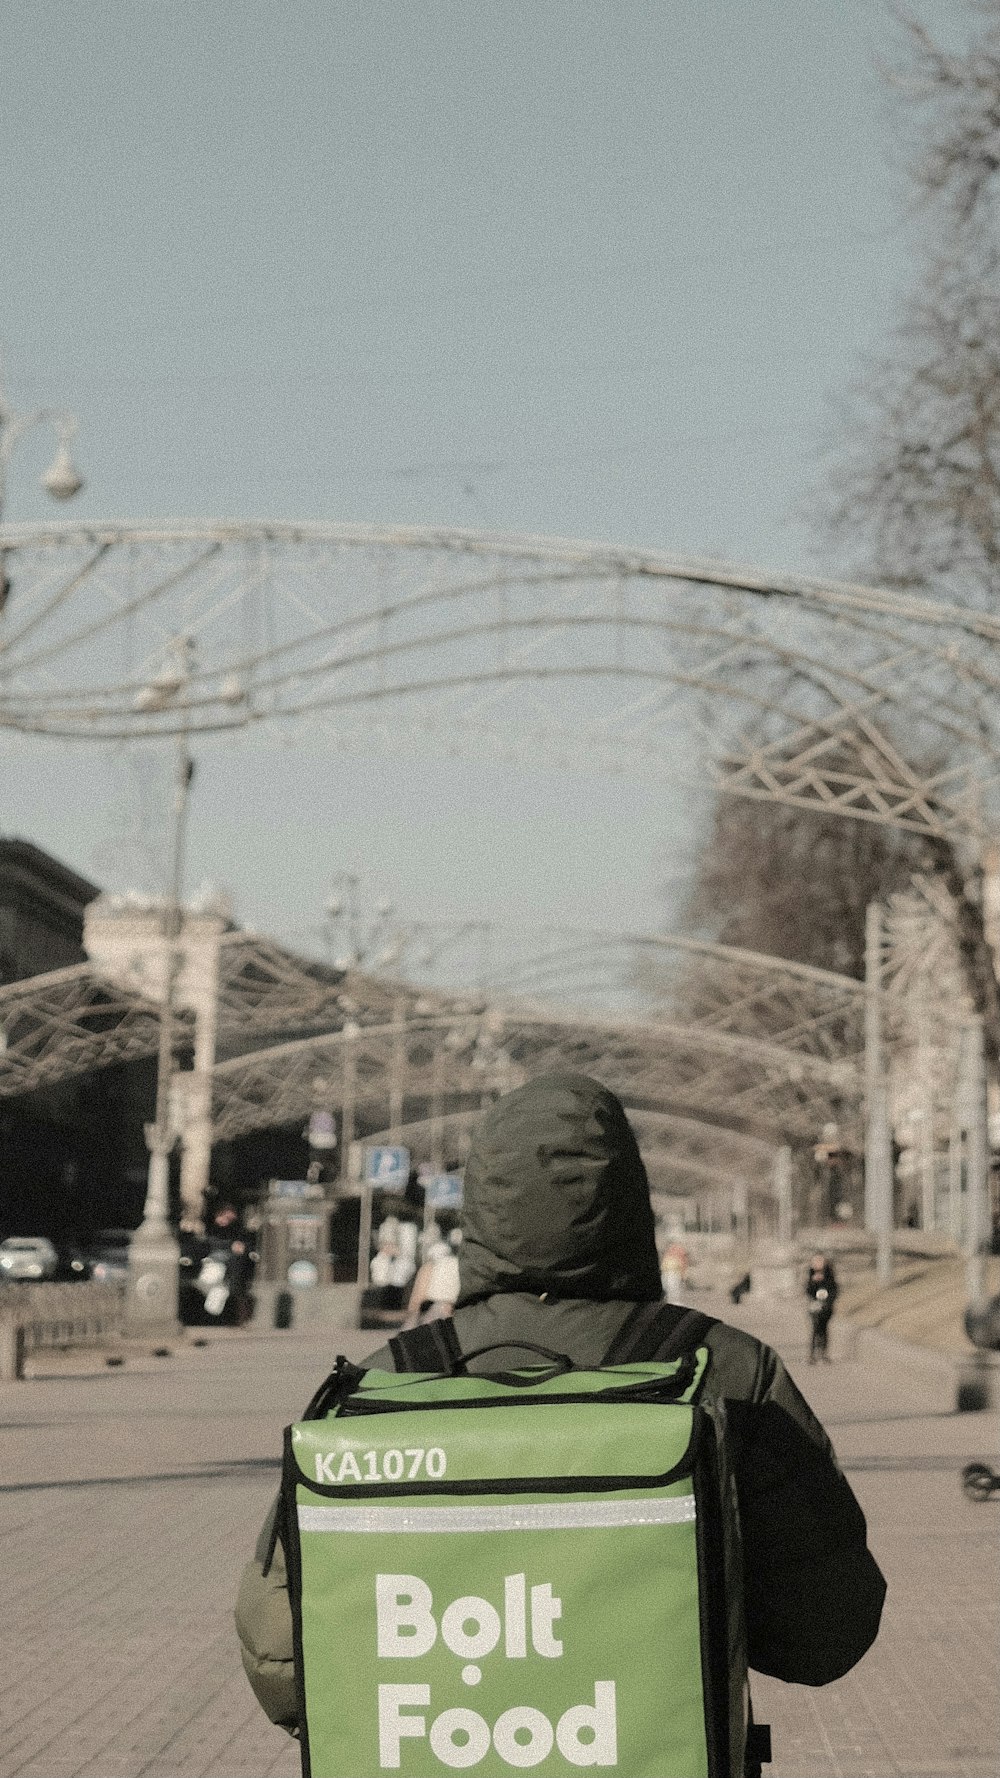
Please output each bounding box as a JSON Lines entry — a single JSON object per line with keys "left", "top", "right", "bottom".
{"left": 0, "top": 928, "right": 867, "bottom": 1149}
{"left": 208, "top": 1001, "right": 860, "bottom": 1148}
{"left": 1, "top": 521, "right": 999, "bottom": 835}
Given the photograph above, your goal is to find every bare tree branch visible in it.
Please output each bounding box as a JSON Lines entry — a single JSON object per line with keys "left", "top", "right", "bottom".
{"left": 678, "top": 767, "right": 935, "bottom": 979}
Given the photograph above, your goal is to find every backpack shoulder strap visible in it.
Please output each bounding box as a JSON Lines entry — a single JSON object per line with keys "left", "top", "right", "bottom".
{"left": 388, "top": 1316, "right": 463, "bottom": 1374}
{"left": 603, "top": 1299, "right": 719, "bottom": 1365}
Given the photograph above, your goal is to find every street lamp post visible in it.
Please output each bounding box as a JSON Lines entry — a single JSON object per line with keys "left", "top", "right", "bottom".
{"left": 773, "top": 1145, "right": 794, "bottom": 1246}
{"left": 955, "top": 1017, "right": 995, "bottom": 1411}
{"left": 389, "top": 999, "right": 406, "bottom": 1140}
{"left": 125, "top": 641, "right": 195, "bottom": 1338}
{"left": 324, "top": 876, "right": 401, "bottom": 973}
{"left": 959, "top": 1018, "right": 990, "bottom": 1318}
{"left": 865, "top": 901, "right": 895, "bottom": 1286}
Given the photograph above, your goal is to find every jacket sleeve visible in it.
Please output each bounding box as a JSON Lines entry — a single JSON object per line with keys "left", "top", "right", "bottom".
{"left": 234, "top": 1339, "right": 396, "bottom": 1733}
{"left": 234, "top": 1495, "right": 299, "bottom": 1734}
{"left": 727, "top": 1340, "right": 886, "bottom": 1685}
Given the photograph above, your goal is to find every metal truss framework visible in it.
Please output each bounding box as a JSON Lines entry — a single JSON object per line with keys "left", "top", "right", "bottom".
{"left": 354, "top": 1105, "right": 778, "bottom": 1191}
{"left": 482, "top": 930, "right": 869, "bottom": 1061}
{"left": 880, "top": 878, "right": 976, "bottom": 1159}
{"left": 2, "top": 522, "right": 1000, "bottom": 837}
{"left": 0, "top": 932, "right": 417, "bottom": 1101}
{"left": 0, "top": 964, "right": 171, "bottom": 1095}
{"left": 0, "top": 928, "right": 870, "bottom": 1168}
{"left": 626, "top": 1108, "right": 776, "bottom": 1183}
{"left": 209, "top": 1004, "right": 859, "bottom": 1149}
{"left": 213, "top": 932, "right": 348, "bottom": 1033}
{"left": 331, "top": 1105, "right": 778, "bottom": 1220}
{"left": 212, "top": 932, "right": 431, "bottom": 1038}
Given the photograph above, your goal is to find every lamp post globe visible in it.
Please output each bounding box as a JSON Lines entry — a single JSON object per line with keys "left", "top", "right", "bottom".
{"left": 0, "top": 389, "right": 85, "bottom": 612}
{"left": 41, "top": 441, "right": 85, "bottom": 501}
{"left": 0, "top": 389, "right": 85, "bottom": 523}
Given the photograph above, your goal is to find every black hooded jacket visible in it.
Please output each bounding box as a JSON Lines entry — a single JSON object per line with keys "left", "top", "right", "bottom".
{"left": 236, "top": 1073, "right": 886, "bottom": 1730}
{"left": 458, "top": 1069, "right": 662, "bottom": 1306}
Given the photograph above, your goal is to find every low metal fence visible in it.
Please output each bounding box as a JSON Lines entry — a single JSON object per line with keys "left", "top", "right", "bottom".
{"left": 0, "top": 1280, "right": 125, "bottom": 1378}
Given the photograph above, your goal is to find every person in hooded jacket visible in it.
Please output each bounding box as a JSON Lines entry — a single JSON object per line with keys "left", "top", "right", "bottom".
{"left": 805, "top": 1251, "right": 840, "bottom": 1363}
{"left": 235, "top": 1072, "right": 886, "bottom": 1754}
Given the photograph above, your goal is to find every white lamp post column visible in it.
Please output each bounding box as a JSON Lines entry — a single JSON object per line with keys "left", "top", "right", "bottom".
{"left": 960, "top": 1018, "right": 990, "bottom": 1318}
{"left": 773, "top": 1144, "right": 794, "bottom": 1246}
{"left": 126, "top": 646, "right": 195, "bottom": 1338}
{"left": 865, "top": 901, "right": 895, "bottom": 1285}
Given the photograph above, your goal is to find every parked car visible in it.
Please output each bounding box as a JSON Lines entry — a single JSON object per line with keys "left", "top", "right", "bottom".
{"left": 0, "top": 1236, "right": 58, "bottom": 1281}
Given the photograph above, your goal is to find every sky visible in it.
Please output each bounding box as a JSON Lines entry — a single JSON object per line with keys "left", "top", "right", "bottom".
{"left": 0, "top": 0, "right": 970, "bottom": 963}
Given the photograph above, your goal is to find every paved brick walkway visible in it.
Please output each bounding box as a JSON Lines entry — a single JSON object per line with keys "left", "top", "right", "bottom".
{"left": 734, "top": 1306, "right": 1000, "bottom": 1778}
{"left": 0, "top": 1305, "right": 997, "bottom": 1777}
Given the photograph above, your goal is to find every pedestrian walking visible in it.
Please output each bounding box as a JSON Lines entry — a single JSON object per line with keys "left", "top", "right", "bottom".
{"left": 805, "top": 1249, "right": 838, "bottom": 1363}
{"left": 730, "top": 1268, "right": 752, "bottom": 1305}
{"left": 237, "top": 1073, "right": 884, "bottom": 1774}
{"left": 369, "top": 1216, "right": 415, "bottom": 1290}
{"left": 402, "top": 1236, "right": 460, "bottom": 1324}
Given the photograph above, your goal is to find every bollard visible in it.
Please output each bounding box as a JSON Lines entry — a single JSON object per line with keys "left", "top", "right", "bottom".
{"left": 274, "top": 1288, "right": 294, "bottom": 1330}
{"left": 964, "top": 1298, "right": 1000, "bottom": 1350}
{"left": 956, "top": 1350, "right": 994, "bottom": 1413}
{"left": 0, "top": 1320, "right": 26, "bottom": 1381}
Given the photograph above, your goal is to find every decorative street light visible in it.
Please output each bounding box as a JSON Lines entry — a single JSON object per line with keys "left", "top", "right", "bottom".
{"left": 0, "top": 380, "right": 84, "bottom": 609}
{"left": 323, "top": 874, "right": 402, "bottom": 973}
{"left": 125, "top": 637, "right": 196, "bottom": 1340}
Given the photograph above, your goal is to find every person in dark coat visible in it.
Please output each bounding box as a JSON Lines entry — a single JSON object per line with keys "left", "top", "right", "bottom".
{"left": 805, "top": 1250, "right": 839, "bottom": 1363}
{"left": 236, "top": 1073, "right": 885, "bottom": 1745}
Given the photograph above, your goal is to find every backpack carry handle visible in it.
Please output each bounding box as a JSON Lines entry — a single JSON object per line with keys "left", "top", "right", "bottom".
{"left": 446, "top": 1340, "right": 575, "bottom": 1379}
{"left": 301, "top": 1355, "right": 365, "bottom": 1420}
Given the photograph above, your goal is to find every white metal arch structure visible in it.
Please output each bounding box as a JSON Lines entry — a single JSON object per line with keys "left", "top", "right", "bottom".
{"left": 0, "top": 931, "right": 405, "bottom": 1100}
{"left": 3, "top": 521, "right": 1000, "bottom": 834}
{"left": 626, "top": 1107, "right": 776, "bottom": 1182}
{"left": 0, "top": 924, "right": 848, "bottom": 1222}
{"left": 348, "top": 1104, "right": 777, "bottom": 1189}
{"left": 0, "top": 964, "right": 174, "bottom": 1095}
{"left": 0, "top": 926, "right": 867, "bottom": 1156}
{"left": 349, "top": 1106, "right": 780, "bottom": 1213}
{"left": 473, "top": 929, "right": 867, "bottom": 1061}
{"left": 209, "top": 1006, "right": 858, "bottom": 1149}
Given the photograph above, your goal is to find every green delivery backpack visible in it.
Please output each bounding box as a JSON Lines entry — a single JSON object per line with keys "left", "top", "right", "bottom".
{"left": 275, "top": 1306, "right": 770, "bottom": 1778}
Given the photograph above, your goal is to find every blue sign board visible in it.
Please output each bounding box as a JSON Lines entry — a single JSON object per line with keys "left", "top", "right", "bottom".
{"left": 424, "top": 1172, "right": 464, "bottom": 1210}
{"left": 271, "top": 1179, "right": 316, "bottom": 1199}
{"left": 364, "top": 1145, "right": 410, "bottom": 1189}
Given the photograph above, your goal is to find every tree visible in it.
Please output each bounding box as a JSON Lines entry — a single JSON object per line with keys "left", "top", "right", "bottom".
{"left": 815, "top": 5, "right": 1000, "bottom": 607}
{"left": 682, "top": 791, "right": 931, "bottom": 980}
{"left": 675, "top": 10, "right": 1000, "bottom": 1056}
{"left": 803, "top": 4, "right": 1000, "bottom": 1053}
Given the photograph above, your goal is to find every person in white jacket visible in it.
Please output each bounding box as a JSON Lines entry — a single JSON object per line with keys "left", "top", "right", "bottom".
{"left": 404, "top": 1237, "right": 460, "bottom": 1323}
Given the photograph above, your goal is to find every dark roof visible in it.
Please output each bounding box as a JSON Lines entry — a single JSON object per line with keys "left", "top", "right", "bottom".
{"left": 0, "top": 837, "right": 102, "bottom": 914}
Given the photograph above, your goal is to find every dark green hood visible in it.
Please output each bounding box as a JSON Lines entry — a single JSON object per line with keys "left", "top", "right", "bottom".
{"left": 456, "top": 1072, "right": 662, "bottom": 1307}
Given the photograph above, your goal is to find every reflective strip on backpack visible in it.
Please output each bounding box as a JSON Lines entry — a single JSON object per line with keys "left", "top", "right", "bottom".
{"left": 297, "top": 1495, "right": 696, "bottom": 1534}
